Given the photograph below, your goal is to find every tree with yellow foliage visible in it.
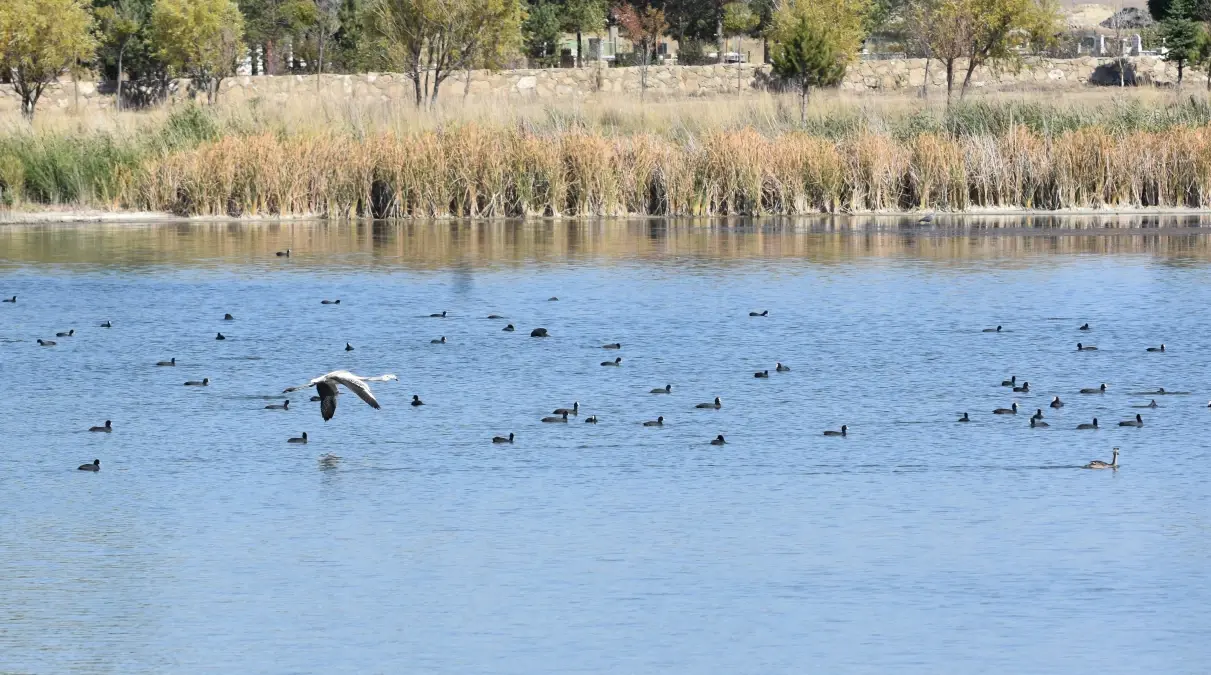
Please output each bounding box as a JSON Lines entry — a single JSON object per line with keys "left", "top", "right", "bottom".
{"left": 0, "top": 0, "right": 95, "bottom": 119}
{"left": 149, "top": 0, "right": 246, "bottom": 102}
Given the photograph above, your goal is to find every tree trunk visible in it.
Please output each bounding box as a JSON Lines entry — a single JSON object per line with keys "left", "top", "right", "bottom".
{"left": 117, "top": 47, "right": 125, "bottom": 112}
{"left": 717, "top": 15, "right": 724, "bottom": 63}
{"left": 266, "top": 41, "right": 276, "bottom": 75}
{"left": 959, "top": 58, "right": 978, "bottom": 100}
{"left": 920, "top": 57, "right": 930, "bottom": 99}
{"left": 736, "top": 37, "right": 742, "bottom": 94}
{"left": 576, "top": 30, "right": 583, "bottom": 68}
{"left": 464, "top": 68, "right": 472, "bottom": 101}
{"left": 799, "top": 81, "right": 808, "bottom": 126}
{"left": 1177, "top": 61, "right": 1184, "bottom": 87}
{"left": 945, "top": 59, "right": 954, "bottom": 103}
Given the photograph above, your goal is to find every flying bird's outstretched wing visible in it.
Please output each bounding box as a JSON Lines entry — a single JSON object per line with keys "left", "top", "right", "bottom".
{"left": 316, "top": 380, "right": 339, "bottom": 421}
{"left": 329, "top": 372, "right": 382, "bottom": 410}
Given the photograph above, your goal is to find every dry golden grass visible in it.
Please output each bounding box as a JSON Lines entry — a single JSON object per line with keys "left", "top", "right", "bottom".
{"left": 8, "top": 87, "right": 1211, "bottom": 216}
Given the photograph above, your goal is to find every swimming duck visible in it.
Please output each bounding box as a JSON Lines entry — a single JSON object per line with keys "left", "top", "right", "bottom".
{"left": 78, "top": 459, "right": 100, "bottom": 471}
{"left": 1077, "top": 418, "right": 1099, "bottom": 430}
{"left": 1084, "top": 447, "right": 1119, "bottom": 470}
{"left": 602, "top": 343, "right": 621, "bottom": 349}
{"left": 1001, "top": 376, "right": 1017, "bottom": 387}
{"left": 982, "top": 325, "right": 1002, "bottom": 333}
{"left": 36, "top": 339, "right": 56, "bottom": 346}
{"left": 643, "top": 416, "right": 664, "bottom": 427}
{"left": 749, "top": 310, "right": 768, "bottom": 317}
{"left": 265, "top": 400, "right": 289, "bottom": 410}
{"left": 503, "top": 324, "right": 515, "bottom": 332}
{"left": 650, "top": 384, "right": 672, "bottom": 394}
{"left": 1050, "top": 396, "right": 1064, "bottom": 408}
{"left": 1013, "top": 381, "right": 1030, "bottom": 393}
{"left": 1146, "top": 344, "right": 1166, "bottom": 352}
{"left": 430, "top": 311, "right": 447, "bottom": 318}
{"left": 1077, "top": 343, "right": 1097, "bottom": 351}
{"left": 1119, "top": 414, "right": 1143, "bottom": 427}
{"left": 993, "top": 402, "right": 1018, "bottom": 415}
{"left": 411, "top": 395, "right": 424, "bottom": 406}
{"left": 1133, "top": 400, "right": 1159, "bottom": 409}
{"left": 823, "top": 425, "right": 848, "bottom": 437}
{"left": 754, "top": 370, "right": 769, "bottom": 378}
{"left": 776, "top": 362, "right": 790, "bottom": 372}
{"left": 548, "top": 297, "right": 559, "bottom": 301}
{"left": 487, "top": 314, "right": 505, "bottom": 319}
{"left": 156, "top": 357, "right": 176, "bottom": 366}
{"left": 100, "top": 321, "right": 112, "bottom": 328}
{"left": 430, "top": 336, "right": 446, "bottom": 344}
{"left": 1080, "top": 384, "right": 1107, "bottom": 394}
{"left": 2, "top": 296, "right": 14, "bottom": 302}
{"left": 287, "top": 432, "right": 308, "bottom": 443}
{"left": 276, "top": 249, "right": 291, "bottom": 257}
{"left": 530, "top": 328, "right": 548, "bottom": 337}
{"left": 1079, "top": 323, "right": 1090, "bottom": 330}
{"left": 553, "top": 402, "right": 579, "bottom": 416}
{"left": 1030, "top": 417, "right": 1049, "bottom": 428}
{"left": 958, "top": 412, "right": 970, "bottom": 422}
{"left": 345, "top": 343, "right": 354, "bottom": 351}
{"left": 184, "top": 378, "right": 209, "bottom": 386}
{"left": 1031, "top": 408, "right": 1044, "bottom": 420}
{"left": 584, "top": 416, "right": 598, "bottom": 424}
{"left": 89, "top": 420, "right": 112, "bottom": 432}
{"left": 224, "top": 313, "right": 234, "bottom": 320}
{"left": 710, "top": 434, "right": 727, "bottom": 445}
{"left": 215, "top": 332, "right": 226, "bottom": 340}
{"left": 55, "top": 329, "right": 74, "bottom": 337}
{"left": 541, "top": 412, "right": 569, "bottom": 423}
{"left": 321, "top": 299, "right": 340, "bottom": 305}
{"left": 492, "top": 432, "right": 515, "bottom": 444}
{"left": 601, "top": 357, "right": 622, "bottom": 366}
{"left": 695, "top": 397, "right": 722, "bottom": 409}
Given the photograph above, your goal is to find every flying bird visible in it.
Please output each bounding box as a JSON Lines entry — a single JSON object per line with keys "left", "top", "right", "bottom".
{"left": 283, "top": 370, "right": 398, "bottom": 421}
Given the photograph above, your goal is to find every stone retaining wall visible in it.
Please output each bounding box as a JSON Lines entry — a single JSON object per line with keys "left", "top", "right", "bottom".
{"left": 0, "top": 57, "right": 1186, "bottom": 116}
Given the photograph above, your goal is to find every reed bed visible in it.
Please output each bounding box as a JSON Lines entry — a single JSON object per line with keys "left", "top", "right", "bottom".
{"left": 8, "top": 97, "right": 1211, "bottom": 217}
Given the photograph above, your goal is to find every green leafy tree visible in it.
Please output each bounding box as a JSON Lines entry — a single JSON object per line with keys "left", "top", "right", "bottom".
{"left": 150, "top": 0, "right": 246, "bottom": 101}
{"left": 367, "top": 0, "right": 523, "bottom": 108}
{"left": 1148, "top": 0, "right": 1174, "bottom": 20}
{"left": 907, "top": 0, "right": 974, "bottom": 101}
{"left": 0, "top": 0, "right": 95, "bottom": 119}
{"left": 1161, "top": 0, "right": 1203, "bottom": 85}
{"left": 331, "top": 0, "right": 363, "bottom": 70}
{"left": 239, "top": 0, "right": 318, "bottom": 74}
{"left": 562, "top": 0, "right": 607, "bottom": 67}
{"left": 769, "top": 0, "right": 867, "bottom": 123}
{"left": 722, "top": 1, "right": 758, "bottom": 92}
{"left": 523, "top": 0, "right": 562, "bottom": 65}
{"left": 94, "top": 0, "right": 146, "bottom": 110}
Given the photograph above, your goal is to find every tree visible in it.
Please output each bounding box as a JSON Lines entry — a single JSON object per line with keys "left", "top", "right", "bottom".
{"left": 331, "top": 0, "right": 364, "bottom": 71}
{"left": 562, "top": 0, "right": 607, "bottom": 67}
{"left": 1161, "top": 0, "right": 1203, "bottom": 85}
{"left": 614, "top": 3, "right": 668, "bottom": 99}
{"left": 722, "top": 1, "right": 758, "bottom": 92}
{"left": 150, "top": 0, "right": 246, "bottom": 102}
{"left": 768, "top": 0, "right": 867, "bottom": 123}
{"left": 95, "top": 0, "right": 146, "bottom": 111}
{"left": 239, "top": 0, "right": 318, "bottom": 74}
{"left": 523, "top": 0, "right": 562, "bottom": 65}
{"left": 907, "top": 0, "right": 974, "bottom": 101}
{"left": 1148, "top": 0, "right": 1174, "bottom": 20}
{"left": 956, "top": 0, "right": 1059, "bottom": 98}
{"left": 0, "top": 0, "right": 95, "bottom": 119}
{"left": 367, "top": 0, "right": 523, "bottom": 108}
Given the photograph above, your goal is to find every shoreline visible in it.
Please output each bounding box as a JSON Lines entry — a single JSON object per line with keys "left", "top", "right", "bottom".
{"left": 5, "top": 207, "right": 1211, "bottom": 227}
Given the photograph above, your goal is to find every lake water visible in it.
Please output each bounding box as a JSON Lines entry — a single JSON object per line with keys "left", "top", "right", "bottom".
{"left": 2, "top": 216, "right": 1210, "bottom": 674}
